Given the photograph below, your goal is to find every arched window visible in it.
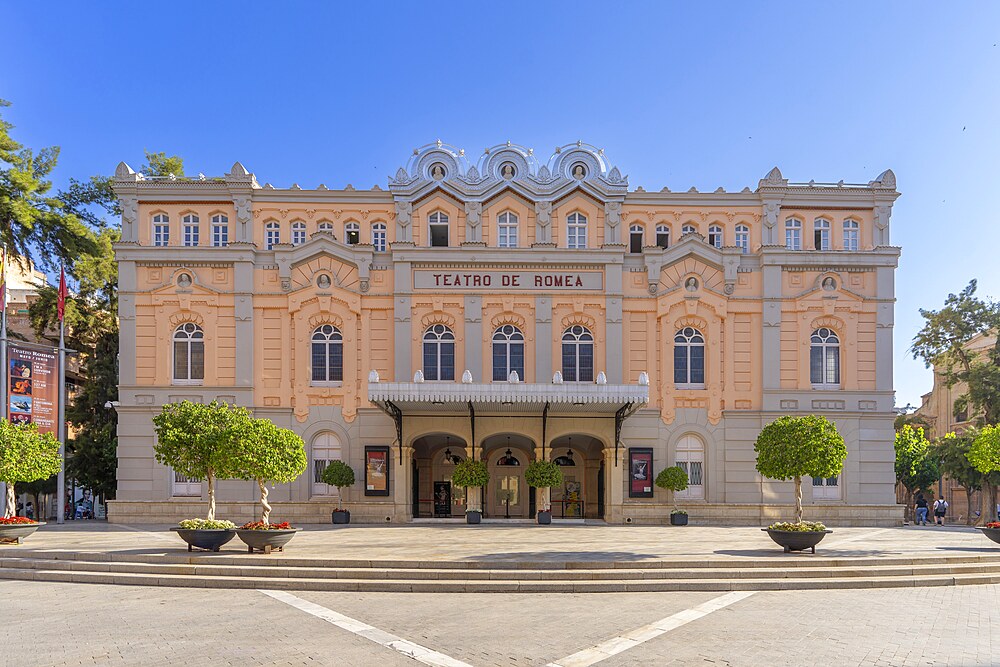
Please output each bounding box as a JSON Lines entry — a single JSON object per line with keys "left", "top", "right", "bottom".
{"left": 708, "top": 224, "right": 723, "bottom": 248}
{"left": 265, "top": 221, "right": 280, "bottom": 250}
{"left": 673, "top": 327, "right": 705, "bottom": 387}
{"left": 312, "top": 432, "right": 343, "bottom": 496}
{"left": 561, "top": 325, "right": 594, "bottom": 382}
{"left": 492, "top": 325, "right": 525, "bottom": 381}
{"left": 372, "top": 223, "right": 387, "bottom": 252}
{"left": 810, "top": 328, "right": 840, "bottom": 386}
{"left": 182, "top": 214, "right": 200, "bottom": 247}
{"left": 173, "top": 323, "right": 204, "bottom": 383}
{"left": 735, "top": 224, "right": 749, "bottom": 254}
{"left": 423, "top": 324, "right": 455, "bottom": 381}
{"left": 655, "top": 224, "right": 670, "bottom": 249}
{"left": 497, "top": 211, "right": 518, "bottom": 248}
{"left": 682, "top": 223, "right": 697, "bottom": 236}
{"left": 211, "top": 214, "right": 228, "bottom": 247}
{"left": 813, "top": 218, "right": 830, "bottom": 250}
{"left": 345, "top": 222, "right": 360, "bottom": 245}
{"left": 785, "top": 218, "right": 802, "bottom": 250}
{"left": 843, "top": 219, "right": 859, "bottom": 251}
{"left": 675, "top": 434, "right": 704, "bottom": 500}
{"left": 152, "top": 213, "right": 170, "bottom": 246}
{"left": 291, "top": 221, "right": 307, "bottom": 246}
{"left": 566, "top": 212, "right": 587, "bottom": 249}
{"left": 311, "top": 325, "right": 344, "bottom": 384}
{"left": 316, "top": 221, "right": 334, "bottom": 237}
{"left": 428, "top": 211, "right": 449, "bottom": 247}
{"left": 629, "top": 224, "right": 644, "bottom": 254}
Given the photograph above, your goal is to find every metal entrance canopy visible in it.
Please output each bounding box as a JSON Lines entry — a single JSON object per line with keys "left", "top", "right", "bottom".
{"left": 368, "top": 373, "right": 649, "bottom": 465}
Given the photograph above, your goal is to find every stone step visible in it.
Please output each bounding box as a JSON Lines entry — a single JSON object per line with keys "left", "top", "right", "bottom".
{"left": 1, "top": 565, "right": 999, "bottom": 592}
{"left": 5, "top": 557, "right": 1000, "bottom": 582}
{"left": 5, "top": 548, "right": 1000, "bottom": 571}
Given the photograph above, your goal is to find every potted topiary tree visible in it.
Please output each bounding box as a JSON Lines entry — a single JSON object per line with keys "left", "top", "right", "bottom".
{"left": 968, "top": 424, "right": 1000, "bottom": 543}
{"left": 321, "top": 460, "right": 356, "bottom": 524}
{"left": 754, "top": 415, "right": 847, "bottom": 553}
{"left": 524, "top": 459, "right": 563, "bottom": 525}
{"left": 451, "top": 458, "right": 489, "bottom": 524}
{"left": 655, "top": 465, "right": 689, "bottom": 525}
{"left": 230, "top": 417, "right": 308, "bottom": 553}
{"left": 153, "top": 400, "right": 245, "bottom": 552}
{"left": 0, "top": 419, "right": 61, "bottom": 544}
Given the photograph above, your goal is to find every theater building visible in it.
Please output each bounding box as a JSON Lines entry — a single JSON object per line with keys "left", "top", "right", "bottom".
{"left": 109, "top": 141, "right": 903, "bottom": 525}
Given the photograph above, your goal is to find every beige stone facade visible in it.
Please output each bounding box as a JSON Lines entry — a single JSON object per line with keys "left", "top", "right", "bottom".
{"left": 109, "top": 141, "right": 903, "bottom": 525}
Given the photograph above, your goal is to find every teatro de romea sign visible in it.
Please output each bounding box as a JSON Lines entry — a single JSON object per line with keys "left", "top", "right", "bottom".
{"left": 413, "top": 269, "right": 604, "bottom": 291}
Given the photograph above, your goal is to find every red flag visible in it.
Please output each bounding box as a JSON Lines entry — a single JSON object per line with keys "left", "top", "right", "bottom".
{"left": 57, "top": 265, "right": 67, "bottom": 322}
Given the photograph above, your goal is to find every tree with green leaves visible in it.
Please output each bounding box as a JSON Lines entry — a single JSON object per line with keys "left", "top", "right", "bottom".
{"left": 0, "top": 99, "right": 98, "bottom": 270}
{"left": 911, "top": 280, "right": 1000, "bottom": 426}
{"left": 655, "top": 466, "right": 689, "bottom": 513}
{"left": 524, "top": 460, "right": 564, "bottom": 514}
{"left": 0, "top": 419, "right": 62, "bottom": 518}
{"left": 320, "top": 460, "right": 356, "bottom": 509}
{"left": 894, "top": 425, "right": 939, "bottom": 521}
{"left": 755, "top": 415, "right": 848, "bottom": 524}
{"left": 930, "top": 430, "right": 983, "bottom": 525}
{"left": 230, "top": 418, "right": 307, "bottom": 524}
{"left": 152, "top": 400, "right": 247, "bottom": 520}
{"left": 968, "top": 424, "right": 1000, "bottom": 524}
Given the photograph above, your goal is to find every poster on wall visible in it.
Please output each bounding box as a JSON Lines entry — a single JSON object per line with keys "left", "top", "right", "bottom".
{"left": 628, "top": 448, "right": 654, "bottom": 498}
{"left": 8, "top": 344, "right": 59, "bottom": 435}
{"left": 433, "top": 481, "right": 452, "bottom": 517}
{"left": 365, "top": 446, "right": 390, "bottom": 496}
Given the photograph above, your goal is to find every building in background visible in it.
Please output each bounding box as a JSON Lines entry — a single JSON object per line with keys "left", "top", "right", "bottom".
{"left": 110, "top": 141, "right": 902, "bottom": 525}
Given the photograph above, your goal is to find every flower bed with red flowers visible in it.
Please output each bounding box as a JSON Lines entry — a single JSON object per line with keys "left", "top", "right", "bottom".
{"left": 985, "top": 522, "right": 1000, "bottom": 529}
{"left": 0, "top": 516, "right": 37, "bottom": 525}
{"left": 239, "top": 521, "right": 294, "bottom": 531}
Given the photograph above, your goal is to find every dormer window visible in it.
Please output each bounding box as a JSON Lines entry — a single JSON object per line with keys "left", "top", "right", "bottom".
{"left": 497, "top": 211, "right": 518, "bottom": 248}
{"left": 708, "top": 224, "right": 722, "bottom": 248}
{"left": 428, "top": 212, "right": 449, "bottom": 247}
{"left": 345, "top": 222, "right": 360, "bottom": 245}
{"left": 567, "top": 212, "right": 587, "bottom": 249}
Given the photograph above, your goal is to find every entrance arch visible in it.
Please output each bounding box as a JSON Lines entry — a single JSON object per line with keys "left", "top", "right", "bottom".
{"left": 548, "top": 434, "right": 605, "bottom": 519}
{"left": 482, "top": 433, "right": 535, "bottom": 519}
{"left": 412, "top": 433, "right": 469, "bottom": 518}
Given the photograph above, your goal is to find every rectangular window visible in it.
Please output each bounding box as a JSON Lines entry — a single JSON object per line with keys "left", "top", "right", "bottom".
{"left": 439, "top": 344, "right": 455, "bottom": 381}
{"left": 812, "top": 475, "right": 840, "bottom": 500}
{"left": 673, "top": 346, "right": 688, "bottom": 385}
{"left": 562, "top": 346, "right": 577, "bottom": 382}
{"left": 212, "top": 224, "right": 228, "bottom": 247}
{"left": 786, "top": 228, "right": 801, "bottom": 250}
{"left": 184, "top": 225, "right": 199, "bottom": 247}
{"left": 810, "top": 346, "right": 840, "bottom": 385}
{"left": 689, "top": 345, "right": 705, "bottom": 384}
{"left": 814, "top": 228, "right": 829, "bottom": 250}
{"left": 430, "top": 225, "right": 449, "bottom": 247}
{"left": 173, "top": 341, "right": 188, "bottom": 380}
{"left": 172, "top": 470, "right": 201, "bottom": 497}
{"left": 843, "top": 224, "right": 859, "bottom": 251}
{"left": 578, "top": 345, "right": 593, "bottom": 382}
{"left": 656, "top": 230, "right": 669, "bottom": 249}
{"left": 154, "top": 225, "right": 169, "bottom": 246}
{"left": 423, "top": 343, "right": 439, "bottom": 381}
{"left": 735, "top": 231, "right": 749, "bottom": 254}
{"left": 630, "top": 232, "right": 643, "bottom": 254}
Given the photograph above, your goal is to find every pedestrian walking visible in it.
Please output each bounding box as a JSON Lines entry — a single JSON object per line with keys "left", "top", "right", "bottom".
{"left": 933, "top": 496, "right": 948, "bottom": 525}
{"left": 915, "top": 494, "right": 929, "bottom": 526}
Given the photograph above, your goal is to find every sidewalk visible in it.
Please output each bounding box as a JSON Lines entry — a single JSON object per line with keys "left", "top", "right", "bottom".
{"left": 3, "top": 521, "right": 995, "bottom": 564}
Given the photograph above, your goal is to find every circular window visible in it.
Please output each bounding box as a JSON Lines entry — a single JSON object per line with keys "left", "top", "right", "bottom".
{"left": 500, "top": 162, "right": 516, "bottom": 179}
{"left": 430, "top": 163, "right": 447, "bottom": 180}
{"left": 177, "top": 273, "right": 192, "bottom": 287}
{"left": 317, "top": 274, "right": 332, "bottom": 289}
{"left": 571, "top": 163, "right": 587, "bottom": 179}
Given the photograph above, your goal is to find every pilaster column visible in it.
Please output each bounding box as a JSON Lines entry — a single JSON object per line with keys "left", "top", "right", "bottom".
{"left": 603, "top": 447, "right": 625, "bottom": 523}
{"left": 464, "top": 296, "right": 482, "bottom": 379}
{"left": 761, "top": 264, "right": 782, "bottom": 391}
{"left": 535, "top": 296, "right": 552, "bottom": 381}
{"left": 875, "top": 266, "right": 895, "bottom": 392}
{"left": 393, "top": 446, "right": 415, "bottom": 521}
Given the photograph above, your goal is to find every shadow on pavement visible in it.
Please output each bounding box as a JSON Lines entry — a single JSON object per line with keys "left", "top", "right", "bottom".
{"left": 463, "top": 551, "right": 656, "bottom": 562}
{"left": 714, "top": 548, "right": 899, "bottom": 558}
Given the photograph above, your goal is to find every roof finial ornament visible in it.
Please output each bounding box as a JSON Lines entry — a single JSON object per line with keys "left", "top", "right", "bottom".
{"left": 436, "top": 139, "right": 443, "bottom": 147}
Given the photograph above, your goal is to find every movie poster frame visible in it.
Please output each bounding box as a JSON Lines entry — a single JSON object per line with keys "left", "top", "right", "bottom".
{"left": 364, "top": 445, "right": 391, "bottom": 497}
{"left": 628, "top": 447, "right": 654, "bottom": 498}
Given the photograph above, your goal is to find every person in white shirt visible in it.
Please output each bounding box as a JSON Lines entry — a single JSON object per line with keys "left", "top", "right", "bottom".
{"left": 933, "top": 496, "right": 949, "bottom": 526}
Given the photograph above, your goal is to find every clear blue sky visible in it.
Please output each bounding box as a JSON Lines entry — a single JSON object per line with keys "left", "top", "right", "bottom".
{"left": 4, "top": 2, "right": 999, "bottom": 409}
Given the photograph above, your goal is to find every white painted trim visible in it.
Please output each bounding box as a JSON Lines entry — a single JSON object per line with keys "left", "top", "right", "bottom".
{"left": 259, "top": 590, "right": 473, "bottom": 667}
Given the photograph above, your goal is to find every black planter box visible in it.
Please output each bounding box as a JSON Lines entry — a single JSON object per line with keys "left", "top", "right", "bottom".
{"left": 670, "top": 513, "right": 688, "bottom": 526}
{"left": 170, "top": 528, "right": 236, "bottom": 552}
{"left": 978, "top": 527, "right": 1000, "bottom": 545}
{"left": 466, "top": 512, "right": 482, "bottom": 524}
{"left": 763, "top": 528, "right": 832, "bottom": 553}
{"left": 235, "top": 528, "right": 299, "bottom": 554}
{"left": 332, "top": 510, "right": 351, "bottom": 525}
{"left": 537, "top": 510, "right": 552, "bottom": 525}
{"left": 0, "top": 521, "right": 43, "bottom": 544}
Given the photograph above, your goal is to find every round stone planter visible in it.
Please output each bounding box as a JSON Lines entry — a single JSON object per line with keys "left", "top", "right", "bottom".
{"left": 466, "top": 511, "right": 482, "bottom": 525}
{"left": 235, "top": 528, "right": 300, "bottom": 554}
{"left": 763, "top": 528, "right": 833, "bottom": 553}
{"left": 169, "top": 528, "right": 236, "bottom": 553}
{"left": 536, "top": 510, "right": 552, "bottom": 525}
{"left": 977, "top": 527, "right": 1000, "bottom": 546}
{"left": 670, "top": 513, "right": 689, "bottom": 526}
{"left": 332, "top": 510, "right": 351, "bottom": 525}
{"left": 0, "top": 521, "right": 44, "bottom": 544}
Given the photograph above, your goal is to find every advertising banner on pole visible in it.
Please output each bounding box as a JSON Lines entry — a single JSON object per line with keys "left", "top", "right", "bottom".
{"left": 8, "top": 343, "right": 59, "bottom": 435}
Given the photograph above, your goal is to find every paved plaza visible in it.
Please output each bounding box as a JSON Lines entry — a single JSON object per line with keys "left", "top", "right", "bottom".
{"left": 2, "top": 523, "right": 1000, "bottom": 665}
